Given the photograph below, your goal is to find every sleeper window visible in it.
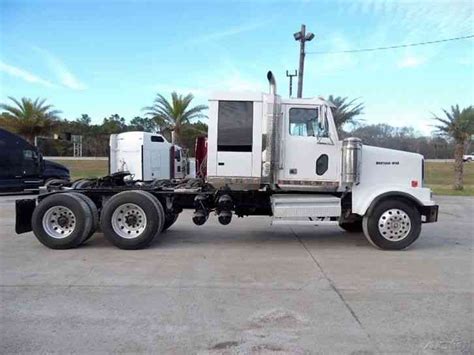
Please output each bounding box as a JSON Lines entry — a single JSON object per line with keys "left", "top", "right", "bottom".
{"left": 151, "top": 136, "right": 164, "bottom": 142}
{"left": 217, "top": 101, "right": 253, "bottom": 152}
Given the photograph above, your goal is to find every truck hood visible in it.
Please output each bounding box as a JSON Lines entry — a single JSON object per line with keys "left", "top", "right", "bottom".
{"left": 44, "top": 160, "right": 69, "bottom": 171}
{"left": 359, "top": 145, "right": 423, "bottom": 187}
{"left": 43, "top": 160, "right": 70, "bottom": 179}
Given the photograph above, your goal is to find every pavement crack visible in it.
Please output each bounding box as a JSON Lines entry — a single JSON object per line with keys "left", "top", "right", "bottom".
{"left": 67, "top": 266, "right": 95, "bottom": 289}
{"left": 290, "top": 227, "right": 381, "bottom": 353}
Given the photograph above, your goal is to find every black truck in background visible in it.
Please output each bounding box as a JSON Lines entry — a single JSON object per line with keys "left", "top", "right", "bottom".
{"left": 0, "top": 128, "right": 70, "bottom": 193}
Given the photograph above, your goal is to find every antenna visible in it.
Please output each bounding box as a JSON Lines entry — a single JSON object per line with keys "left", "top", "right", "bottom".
{"left": 286, "top": 70, "right": 297, "bottom": 97}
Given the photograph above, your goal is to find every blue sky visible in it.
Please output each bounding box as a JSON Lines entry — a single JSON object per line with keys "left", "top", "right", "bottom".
{"left": 1, "top": 0, "right": 473, "bottom": 134}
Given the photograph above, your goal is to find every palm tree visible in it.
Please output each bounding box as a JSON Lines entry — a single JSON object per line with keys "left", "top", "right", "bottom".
{"left": 433, "top": 105, "right": 474, "bottom": 190}
{"left": 0, "top": 97, "right": 61, "bottom": 144}
{"left": 327, "top": 95, "right": 364, "bottom": 134}
{"left": 143, "top": 92, "right": 207, "bottom": 144}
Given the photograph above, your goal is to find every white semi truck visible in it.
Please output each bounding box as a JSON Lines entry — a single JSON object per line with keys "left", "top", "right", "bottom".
{"left": 15, "top": 72, "right": 438, "bottom": 250}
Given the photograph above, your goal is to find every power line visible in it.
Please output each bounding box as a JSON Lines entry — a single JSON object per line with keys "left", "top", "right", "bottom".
{"left": 306, "top": 34, "right": 474, "bottom": 55}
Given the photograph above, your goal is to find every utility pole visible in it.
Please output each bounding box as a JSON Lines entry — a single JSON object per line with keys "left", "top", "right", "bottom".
{"left": 286, "top": 70, "right": 297, "bottom": 97}
{"left": 293, "top": 24, "right": 315, "bottom": 98}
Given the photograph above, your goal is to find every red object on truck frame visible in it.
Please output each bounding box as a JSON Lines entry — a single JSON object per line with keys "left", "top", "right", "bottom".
{"left": 195, "top": 136, "right": 208, "bottom": 178}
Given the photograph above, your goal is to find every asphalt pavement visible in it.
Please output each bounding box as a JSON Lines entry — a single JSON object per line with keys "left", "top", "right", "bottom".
{"left": 0, "top": 194, "right": 472, "bottom": 354}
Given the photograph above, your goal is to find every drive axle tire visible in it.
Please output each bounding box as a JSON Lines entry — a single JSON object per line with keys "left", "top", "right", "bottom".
{"left": 32, "top": 193, "right": 93, "bottom": 249}
{"left": 339, "top": 220, "right": 363, "bottom": 233}
{"left": 100, "top": 190, "right": 165, "bottom": 250}
{"left": 69, "top": 192, "right": 99, "bottom": 242}
{"left": 362, "top": 199, "right": 421, "bottom": 250}
{"left": 162, "top": 214, "right": 179, "bottom": 232}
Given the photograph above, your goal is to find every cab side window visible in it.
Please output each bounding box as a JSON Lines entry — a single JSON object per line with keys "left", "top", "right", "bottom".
{"left": 22, "top": 149, "right": 39, "bottom": 175}
{"left": 289, "top": 107, "right": 329, "bottom": 138}
{"left": 23, "top": 149, "right": 37, "bottom": 160}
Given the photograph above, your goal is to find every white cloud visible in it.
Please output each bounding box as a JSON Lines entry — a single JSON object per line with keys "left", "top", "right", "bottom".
{"left": 33, "top": 47, "right": 87, "bottom": 90}
{"left": 306, "top": 33, "right": 357, "bottom": 77}
{"left": 153, "top": 68, "right": 264, "bottom": 96}
{"left": 365, "top": 107, "right": 434, "bottom": 135}
{"left": 150, "top": 69, "right": 265, "bottom": 111}
{"left": 338, "top": 0, "right": 473, "bottom": 69}
{"left": 218, "top": 72, "right": 265, "bottom": 92}
{"left": 0, "top": 61, "right": 56, "bottom": 88}
{"left": 188, "top": 20, "right": 269, "bottom": 45}
{"left": 398, "top": 55, "right": 425, "bottom": 68}
{"left": 458, "top": 56, "right": 472, "bottom": 65}
{"left": 151, "top": 84, "right": 208, "bottom": 97}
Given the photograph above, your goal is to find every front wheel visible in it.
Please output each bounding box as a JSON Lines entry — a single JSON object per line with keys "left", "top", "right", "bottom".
{"left": 362, "top": 199, "right": 421, "bottom": 250}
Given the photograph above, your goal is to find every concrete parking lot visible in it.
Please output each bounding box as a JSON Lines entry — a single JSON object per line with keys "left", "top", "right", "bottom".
{"left": 0, "top": 195, "right": 472, "bottom": 354}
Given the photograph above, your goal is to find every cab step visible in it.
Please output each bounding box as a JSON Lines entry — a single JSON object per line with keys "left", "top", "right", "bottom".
{"left": 271, "top": 217, "right": 339, "bottom": 226}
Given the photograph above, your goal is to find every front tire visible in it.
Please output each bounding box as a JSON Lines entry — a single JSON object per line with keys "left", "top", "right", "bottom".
{"left": 32, "top": 193, "right": 93, "bottom": 249}
{"left": 100, "top": 190, "right": 165, "bottom": 249}
{"left": 362, "top": 199, "right": 421, "bottom": 250}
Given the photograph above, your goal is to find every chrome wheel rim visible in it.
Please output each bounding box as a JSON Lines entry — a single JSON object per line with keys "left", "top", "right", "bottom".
{"left": 42, "top": 206, "right": 76, "bottom": 239}
{"left": 378, "top": 208, "right": 411, "bottom": 241}
{"left": 111, "top": 203, "right": 147, "bottom": 239}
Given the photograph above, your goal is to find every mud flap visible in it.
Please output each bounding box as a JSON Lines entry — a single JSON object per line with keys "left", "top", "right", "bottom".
{"left": 15, "top": 199, "right": 36, "bottom": 234}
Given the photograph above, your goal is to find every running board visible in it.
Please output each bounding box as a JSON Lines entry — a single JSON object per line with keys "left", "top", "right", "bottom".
{"left": 272, "top": 217, "right": 339, "bottom": 226}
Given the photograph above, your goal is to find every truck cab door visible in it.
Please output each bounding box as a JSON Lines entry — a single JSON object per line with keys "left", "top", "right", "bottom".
{"left": 21, "top": 148, "right": 43, "bottom": 188}
{"left": 0, "top": 142, "right": 23, "bottom": 191}
{"left": 279, "top": 104, "right": 340, "bottom": 189}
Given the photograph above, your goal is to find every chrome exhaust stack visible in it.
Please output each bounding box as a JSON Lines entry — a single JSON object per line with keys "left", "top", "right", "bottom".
{"left": 263, "top": 71, "right": 281, "bottom": 188}
{"left": 267, "top": 71, "right": 277, "bottom": 95}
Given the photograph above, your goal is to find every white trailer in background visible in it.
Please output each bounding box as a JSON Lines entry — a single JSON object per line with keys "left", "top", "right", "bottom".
{"left": 109, "top": 131, "right": 190, "bottom": 180}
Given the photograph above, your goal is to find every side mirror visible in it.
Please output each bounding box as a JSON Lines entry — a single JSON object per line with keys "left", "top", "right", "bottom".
{"left": 318, "top": 106, "right": 328, "bottom": 133}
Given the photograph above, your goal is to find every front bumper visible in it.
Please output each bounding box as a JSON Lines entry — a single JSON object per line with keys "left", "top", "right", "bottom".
{"left": 420, "top": 204, "right": 439, "bottom": 223}
{"left": 15, "top": 199, "right": 36, "bottom": 234}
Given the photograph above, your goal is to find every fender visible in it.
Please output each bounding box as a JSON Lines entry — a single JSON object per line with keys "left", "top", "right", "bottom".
{"left": 351, "top": 184, "right": 434, "bottom": 216}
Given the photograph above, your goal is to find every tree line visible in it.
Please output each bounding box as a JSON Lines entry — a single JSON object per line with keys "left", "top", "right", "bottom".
{"left": 1, "top": 94, "right": 473, "bottom": 190}
{"left": 0, "top": 94, "right": 208, "bottom": 157}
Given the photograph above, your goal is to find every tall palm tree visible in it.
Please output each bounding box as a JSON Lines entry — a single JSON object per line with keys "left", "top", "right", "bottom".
{"left": 433, "top": 105, "right": 474, "bottom": 190}
{"left": 143, "top": 92, "right": 207, "bottom": 144}
{"left": 327, "top": 95, "right": 364, "bottom": 134}
{"left": 0, "top": 97, "right": 61, "bottom": 144}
